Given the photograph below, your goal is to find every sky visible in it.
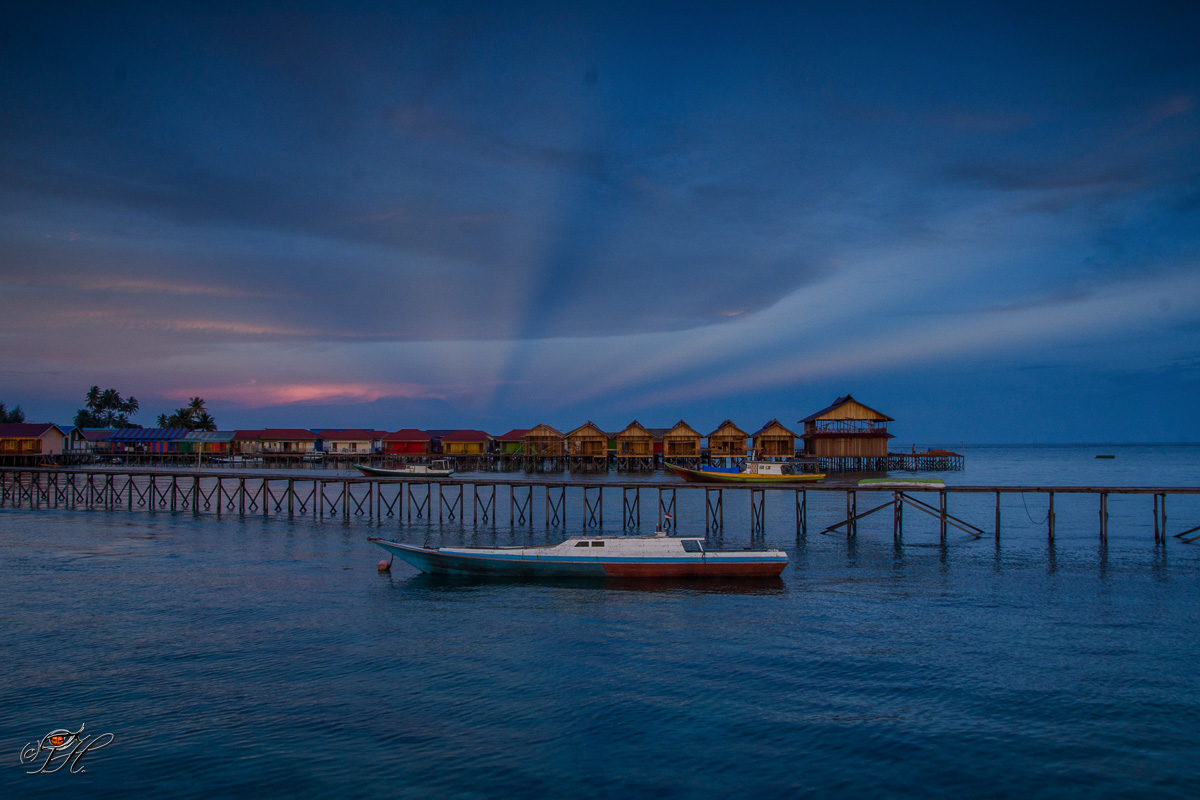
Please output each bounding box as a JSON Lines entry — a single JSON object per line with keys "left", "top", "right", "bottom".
{"left": 2, "top": 1, "right": 1199, "bottom": 443}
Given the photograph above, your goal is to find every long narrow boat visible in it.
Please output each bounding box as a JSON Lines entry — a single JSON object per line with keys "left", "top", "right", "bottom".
{"left": 857, "top": 478, "right": 945, "bottom": 489}
{"left": 665, "top": 460, "right": 825, "bottom": 484}
{"left": 353, "top": 460, "right": 453, "bottom": 478}
{"left": 368, "top": 532, "right": 787, "bottom": 578}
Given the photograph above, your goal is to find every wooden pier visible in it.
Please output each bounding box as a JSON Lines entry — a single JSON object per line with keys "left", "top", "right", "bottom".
{"left": 2, "top": 467, "right": 1197, "bottom": 545}
{"left": 16, "top": 447, "right": 966, "bottom": 474}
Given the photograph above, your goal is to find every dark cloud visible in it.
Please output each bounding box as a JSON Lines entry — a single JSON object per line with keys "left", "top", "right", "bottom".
{"left": 3, "top": 3, "right": 1200, "bottom": 439}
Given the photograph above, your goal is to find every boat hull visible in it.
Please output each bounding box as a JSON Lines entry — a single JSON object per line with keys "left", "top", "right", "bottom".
{"left": 369, "top": 539, "right": 787, "bottom": 579}
{"left": 353, "top": 464, "right": 453, "bottom": 478}
{"left": 665, "top": 463, "right": 824, "bottom": 484}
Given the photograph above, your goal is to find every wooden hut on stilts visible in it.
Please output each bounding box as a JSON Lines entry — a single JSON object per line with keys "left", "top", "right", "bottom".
{"left": 565, "top": 421, "right": 609, "bottom": 473}
{"left": 706, "top": 420, "right": 749, "bottom": 467}
{"left": 522, "top": 424, "right": 566, "bottom": 472}
{"left": 615, "top": 420, "right": 656, "bottom": 472}
{"left": 751, "top": 420, "right": 798, "bottom": 459}
{"left": 661, "top": 420, "right": 702, "bottom": 469}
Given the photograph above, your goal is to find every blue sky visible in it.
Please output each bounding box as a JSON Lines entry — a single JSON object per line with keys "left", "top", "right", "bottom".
{"left": 2, "top": 2, "right": 1198, "bottom": 442}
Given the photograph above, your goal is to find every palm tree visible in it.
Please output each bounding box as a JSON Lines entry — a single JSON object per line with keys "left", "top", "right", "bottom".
{"left": 194, "top": 411, "right": 217, "bottom": 432}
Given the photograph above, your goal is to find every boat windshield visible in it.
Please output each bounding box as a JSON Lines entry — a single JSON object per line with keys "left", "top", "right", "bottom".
{"left": 681, "top": 540, "right": 704, "bottom": 553}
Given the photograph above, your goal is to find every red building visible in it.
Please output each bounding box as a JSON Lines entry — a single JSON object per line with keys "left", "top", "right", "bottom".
{"left": 383, "top": 429, "right": 434, "bottom": 455}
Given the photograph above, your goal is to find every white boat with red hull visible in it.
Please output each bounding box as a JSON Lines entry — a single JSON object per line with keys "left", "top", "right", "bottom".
{"left": 368, "top": 531, "right": 787, "bottom": 579}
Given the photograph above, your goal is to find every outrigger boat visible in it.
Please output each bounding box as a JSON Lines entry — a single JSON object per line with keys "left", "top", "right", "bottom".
{"left": 368, "top": 530, "right": 787, "bottom": 578}
{"left": 665, "top": 459, "right": 825, "bottom": 484}
{"left": 353, "top": 459, "right": 454, "bottom": 478}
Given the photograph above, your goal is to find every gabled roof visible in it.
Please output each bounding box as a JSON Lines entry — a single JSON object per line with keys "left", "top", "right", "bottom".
{"left": 382, "top": 429, "right": 433, "bottom": 442}
{"left": 184, "top": 431, "right": 238, "bottom": 443}
{"left": 0, "top": 423, "right": 68, "bottom": 438}
{"left": 495, "top": 428, "right": 529, "bottom": 442}
{"left": 663, "top": 420, "right": 701, "bottom": 438}
{"left": 314, "top": 429, "right": 388, "bottom": 440}
{"left": 261, "top": 428, "right": 319, "bottom": 440}
{"left": 75, "top": 428, "right": 117, "bottom": 442}
{"left": 799, "top": 394, "right": 894, "bottom": 423}
{"left": 441, "top": 429, "right": 493, "bottom": 442}
{"left": 109, "top": 427, "right": 191, "bottom": 441}
{"left": 616, "top": 420, "right": 654, "bottom": 438}
{"left": 233, "top": 429, "right": 319, "bottom": 441}
{"left": 707, "top": 419, "right": 748, "bottom": 438}
{"left": 751, "top": 419, "right": 798, "bottom": 438}
{"left": 565, "top": 421, "right": 607, "bottom": 438}
{"left": 526, "top": 423, "right": 564, "bottom": 438}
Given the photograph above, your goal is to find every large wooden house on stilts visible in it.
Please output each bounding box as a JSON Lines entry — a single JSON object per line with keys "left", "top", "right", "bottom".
{"left": 799, "top": 395, "right": 895, "bottom": 471}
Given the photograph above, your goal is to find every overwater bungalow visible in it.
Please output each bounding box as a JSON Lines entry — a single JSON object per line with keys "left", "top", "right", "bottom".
{"left": 0, "top": 423, "right": 68, "bottom": 460}
{"left": 68, "top": 428, "right": 115, "bottom": 456}
{"left": 234, "top": 429, "right": 319, "bottom": 455}
{"left": 495, "top": 429, "right": 529, "bottom": 456}
{"left": 524, "top": 424, "right": 566, "bottom": 458}
{"left": 109, "top": 427, "right": 191, "bottom": 454}
{"left": 523, "top": 424, "right": 566, "bottom": 471}
{"left": 707, "top": 420, "right": 749, "bottom": 464}
{"left": 182, "top": 431, "right": 236, "bottom": 456}
{"left": 662, "top": 420, "right": 702, "bottom": 460}
{"left": 615, "top": 420, "right": 655, "bottom": 471}
{"left": 799, "top": 394, "right": 895, "bottom": 470}
{"left": 751, "top": 420, "right": 798, "bottom": 459}
{"left": 566, "top": 421, "right": 609, "bottom": 471}
{"left": 316, "top": 429, "right": 387, "bottom": 455}
{"left": 382, "top": 429, "right": 433, "bottom": 456}
{"left": 441, "top": 429, "right": 492, "bottom": 456}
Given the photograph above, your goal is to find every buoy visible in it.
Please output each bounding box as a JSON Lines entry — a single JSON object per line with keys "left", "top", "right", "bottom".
{"left": 377, "top": 560, "right": 391, "bottom": 572}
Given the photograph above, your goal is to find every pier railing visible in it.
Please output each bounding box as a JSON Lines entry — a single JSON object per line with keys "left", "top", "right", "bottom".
{"left": 2, "top": 467, "right": 1197, "bottom": 545}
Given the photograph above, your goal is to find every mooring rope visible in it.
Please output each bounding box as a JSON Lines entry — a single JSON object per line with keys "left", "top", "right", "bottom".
{"left": 1020, "top": 492, "right": 1049, "bottom": 524}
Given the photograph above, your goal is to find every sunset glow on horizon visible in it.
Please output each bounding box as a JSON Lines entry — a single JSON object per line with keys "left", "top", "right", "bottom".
{"left": 2, "top": 3, "right": 1198, "bottom": 442}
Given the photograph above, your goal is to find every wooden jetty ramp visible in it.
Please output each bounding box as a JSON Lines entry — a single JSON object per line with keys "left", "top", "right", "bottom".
{"left": 2, "top": 467, "right": 1198, "bottom": 546}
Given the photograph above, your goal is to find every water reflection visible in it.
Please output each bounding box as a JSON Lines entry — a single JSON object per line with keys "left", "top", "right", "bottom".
{"left": 388, "top": 571, "right": 787, "bottom": 595}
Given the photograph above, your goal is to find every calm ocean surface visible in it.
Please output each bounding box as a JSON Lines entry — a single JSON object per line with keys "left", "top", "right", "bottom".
{"left": 2, "top": 444, "right": 1199, "bottom": 798}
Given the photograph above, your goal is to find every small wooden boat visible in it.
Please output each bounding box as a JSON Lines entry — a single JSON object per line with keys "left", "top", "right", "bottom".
{"left": 857, "top": 478, "right": 945, "bottom": 489}
{"left": 665, "top": 460, "right": 825, "bottom": 484}
{"left": 368, "top": 531, "right": 787, "bottom": 578}
{"left": 353, "top": 460, "right": 453, "bottom": 478}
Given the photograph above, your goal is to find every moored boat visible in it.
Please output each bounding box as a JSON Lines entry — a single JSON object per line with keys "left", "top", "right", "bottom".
{"left": 665, "top": 460, "right": 825, "bottom": 484}
{"left": 368, "top": 531, "right": 787, "bottom": 578}
{"left": 353, "top": 460, "right": 453, "bottom": 478}
{"left": 857, "top": 478, "right": 945, "bottom": 489}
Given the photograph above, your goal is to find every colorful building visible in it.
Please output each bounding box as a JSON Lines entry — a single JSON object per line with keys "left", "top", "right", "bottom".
{"left": 441, "top": 430, "right": 492, "bottom": 456}
{"left": 0, "top": 423, "right": 68, "bottom": 455}
{"left": 382, "top": 429, "right": 434, "bottom": 455}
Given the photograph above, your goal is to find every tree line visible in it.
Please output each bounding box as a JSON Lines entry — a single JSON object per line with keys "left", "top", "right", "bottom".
{"left": 0, "top": 386, "right": 219, "bottom": 431}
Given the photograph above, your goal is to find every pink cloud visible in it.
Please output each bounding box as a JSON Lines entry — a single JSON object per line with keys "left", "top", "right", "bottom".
{"left": 169, "top": 382, "right": 447, "bottom": 408}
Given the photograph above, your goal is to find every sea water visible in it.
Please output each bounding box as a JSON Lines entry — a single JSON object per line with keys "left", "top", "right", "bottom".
{"left": 1, "top": 445, "right": 1198, "bottom": 798}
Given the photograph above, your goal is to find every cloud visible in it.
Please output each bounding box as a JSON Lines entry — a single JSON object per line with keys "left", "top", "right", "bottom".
{"left": 179, "top": 382, "right": 448, "bottom": 408}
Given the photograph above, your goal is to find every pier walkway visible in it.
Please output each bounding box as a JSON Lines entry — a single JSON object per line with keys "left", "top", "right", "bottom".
{"left": 2, "top": 467, "right": 1197, "bottom": 545}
